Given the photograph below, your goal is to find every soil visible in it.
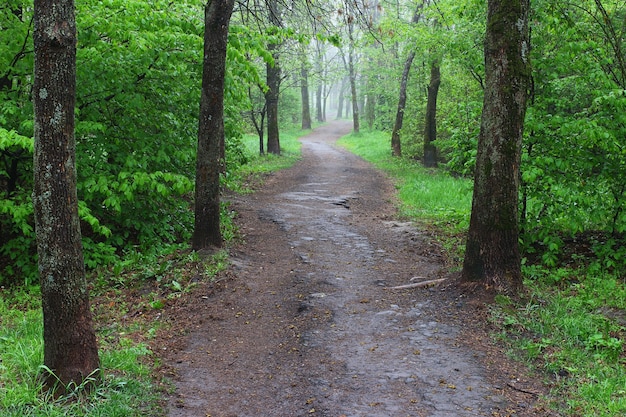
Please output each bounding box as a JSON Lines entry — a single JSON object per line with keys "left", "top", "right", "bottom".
{"left": 156, "top": 121, "right": 553, "bottom": 417}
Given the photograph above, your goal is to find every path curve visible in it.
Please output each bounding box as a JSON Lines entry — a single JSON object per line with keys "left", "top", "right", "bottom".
{"left": 162, "top": 121, "right": 533, "bottom": 416}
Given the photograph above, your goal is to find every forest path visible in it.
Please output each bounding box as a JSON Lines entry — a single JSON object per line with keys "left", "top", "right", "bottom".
{"left": 160, "top": 120, "right": 543, "bottom": 416}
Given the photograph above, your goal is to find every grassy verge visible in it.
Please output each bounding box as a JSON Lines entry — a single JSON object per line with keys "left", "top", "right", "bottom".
{"left": 224, "top": 124, "right": 307, "bottom": 194}
{"left": 0, "top": 124, "right": 309, "bottom": 416}
{"left": 338, "top": 130, "right": 472, "bottom": 262}
{"left": 492, "top": 266, "right": 626, "bottom": 416}
{"left": 0, "top": 287, "right": 160, "bottom": 417}
{"left": 339, "top": 129, "right": 626, "bottom": 416}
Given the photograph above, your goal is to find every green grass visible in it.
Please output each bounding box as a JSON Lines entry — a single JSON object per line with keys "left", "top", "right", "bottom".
{"left": 225, "top": 124, "right": 308, "bottom": 193}
{"left": 338, "top": 130, "right": 473, "bottom": 233}
{"left": 0, "top": 288, "right": 161, "bottom": 417}
{"left": 0, "top": 123, "right": 313, "bottom": 417}
{"left": 492, "top": 266, "right": 626, "bottom": 416}
{"left": 6, "top": 125, "right": 623, "bottom": 416}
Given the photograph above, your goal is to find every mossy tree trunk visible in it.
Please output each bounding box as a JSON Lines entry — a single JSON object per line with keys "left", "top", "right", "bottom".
{"left": 33, "top": 0, "right": 100, "bottom": 394}
{"left": 192, "top": 0, "right": 235, "bottom": 250}
{"left": 461, "top": 0, "right": 531, "bottom": 295}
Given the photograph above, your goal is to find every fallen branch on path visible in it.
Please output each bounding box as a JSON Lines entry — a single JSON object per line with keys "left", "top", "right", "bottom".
{"left": 506, "top": 382, "right": 540, "bottom": 397}
{"left": 385, "top": 278, "right": 447, "bottom": 290}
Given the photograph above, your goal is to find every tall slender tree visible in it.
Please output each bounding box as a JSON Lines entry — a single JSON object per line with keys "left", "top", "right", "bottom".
{"left": 391, "top": 48, "right": 416, "bottom": 157}
{"left": 265, "top": 0, "right": 281, "bottom": 155}
{"left": 300, "top": 54, "right": 312, "bottom": 130}
{"left": 423, "top": 59, "right": 440, "bottom": 167}
{"left": 390, "top": 3, "right": 422, "bottom": 157}
{"left": 33, "top": 0, "right": 100, "bottom": 393}
{"left": 461, "top": 0, "right": 531, "bottom": 294}
{"left": 193, "top": 0, "right": 236, "bottom": 250}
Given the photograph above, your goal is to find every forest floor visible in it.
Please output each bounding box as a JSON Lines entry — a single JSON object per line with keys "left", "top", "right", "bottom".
{"left": 156, "top": 120, "right": 554, "bottom": 417}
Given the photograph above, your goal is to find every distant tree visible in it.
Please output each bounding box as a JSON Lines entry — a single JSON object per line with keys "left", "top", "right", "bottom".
{"left": 423, "top": 59, "right": 440, "bottom": 167}
{"left": 462, "top": 0, "right": 531, "bottom": 294}
{"left": 193, "top": 0, "right": 236, "bottom": 250}
{"left": 336, "top": 76, "right": 347, "bottom": 119}
{"left": 300, "top": 49, "right": 312, "bottom": 130}
{"left": 32, "top": 0, "right": 100, "bottom": 393}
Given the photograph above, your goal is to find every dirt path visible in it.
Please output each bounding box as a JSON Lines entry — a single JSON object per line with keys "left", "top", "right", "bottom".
{"left": 159, "top": 121, "right": 547, "bottom": 416}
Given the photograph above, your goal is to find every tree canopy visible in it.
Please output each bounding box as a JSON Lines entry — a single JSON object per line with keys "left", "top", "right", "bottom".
{"left": 1, "top": 0, "right": 626, "bottom": 286}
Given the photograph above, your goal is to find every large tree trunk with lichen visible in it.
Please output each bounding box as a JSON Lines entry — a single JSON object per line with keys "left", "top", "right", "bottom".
{"left": 192, "top": 0, "right": 235, "bottom": 250}
{"left": 461, "top": 0, "right": 531, "bottom": 295}
{"left": 33, "top": 0, "right": 100, "bottom": 395}
{"left": 423, "top": 60, "right": 440, "bottom": 167}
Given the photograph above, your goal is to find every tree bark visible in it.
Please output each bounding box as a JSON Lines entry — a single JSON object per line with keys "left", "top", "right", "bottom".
{"left": 265, "top": 0, "right": 281, "bottom": 155}
{"left": 316, "top": 84, "right": 323, "bottom": 122}
{"left": 423, "top": 60, "right": 440, "bottom": 168}
{"left": 391, "top": 3, "right": 422, "bottom": 157}
{"left": 300, "top": 65, "right": 311, "bottom": 130}
{"left": 347, "top": 16, "right": 360, "bottom": 133}
{"left": 461, "top": 0, "right": 531, "bottom": 295}
{"left": 391, "top": 50, "right": 416, "bottom": 157}
{"left": 33, "top": 0, "right": 100, "bottom": 394}
{"left": 192, "top": 0, "right": 235, "bottom": 250}
{"left": 336, "top": 76, "right": 347, "bottom": 119}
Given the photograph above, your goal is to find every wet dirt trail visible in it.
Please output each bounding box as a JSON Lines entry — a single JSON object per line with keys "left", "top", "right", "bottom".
{"left": 161, "top": 121, "right": 542, "bottom": 416}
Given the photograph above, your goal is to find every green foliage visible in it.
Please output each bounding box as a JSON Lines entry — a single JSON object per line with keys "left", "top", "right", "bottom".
{"left": 0, "top": 0, "right": 277, "bottom": 286}
{"left": 0, "top": 288, "right": 162, "bottom": 416}
{"left": 491, "top": 265, "right": 626, "bottom": 415}
{"left": 338, "top": 130, "right": 472, "bottom": 231}
{"left": 518, "top": 0, "right": 626, "bottom": 264}
{"left": 224, "top": 125, "right": 303, "bottom": 193}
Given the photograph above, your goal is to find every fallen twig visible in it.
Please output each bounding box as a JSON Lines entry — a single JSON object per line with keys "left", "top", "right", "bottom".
{"left": 506, "top": 382, "right": 540, "bottom": 397}
{"left": 385, "top": 278, "right": 447, "bottom": 290}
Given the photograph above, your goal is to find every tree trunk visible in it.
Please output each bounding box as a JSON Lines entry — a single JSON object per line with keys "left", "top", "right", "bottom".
{"left": 322, "top": 82, "right": 328, "bottom": 122}
{"left": 265, "top": 0, "right": 281, "bottom": 155}
{"left": 391, "top": 4, "right": 422, "bottom": 157}
{"left": 316, "top": 84, "right": 323, "bottom": 122}
{"left": 192, "top": 0, "right": 235, "bottom": 250}
{"left": 347, "top": 20, "right": 359, "bottom": 133}
{"left": 365, "top": 80, "right": 376, "bottom": 130}
{"left": 423, "top": 60, "right": 440, "bottom": 168}
{"left": 300, "top": 66, "right": 311, "bottom": 130}
{"left": 391, "top": 51, "right": 415, "bottom": 157}
{"left": 337, "top": 76, "right": 347, "bottom": 119}
{"left": 33, "top": 0, "right": 100, "bottom": 394}
{"left": 247, "top": 86, "right": 266, "bottom": 155}
{"left": 461, "top": 0, "right": 531, "bottom": 295}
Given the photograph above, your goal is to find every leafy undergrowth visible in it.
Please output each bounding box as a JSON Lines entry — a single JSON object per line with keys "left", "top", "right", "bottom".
{"left": 339, "top": 129, "right": 626, "bottom": 416}
{"left": 0, "top": 286, "right": 161, "bottom": 417}
{"left": 0, "top": 125, "right": 307, "bottom": 416}
{"left": 223, "top": 124, "right": 307, "bottom": 194}
{"left": 491, "top": 266, "right": 626, "bottom": 416}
